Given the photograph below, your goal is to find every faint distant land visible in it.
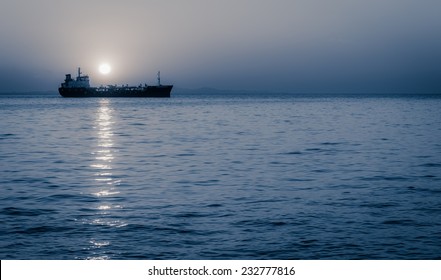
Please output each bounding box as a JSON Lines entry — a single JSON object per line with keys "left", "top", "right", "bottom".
{"left": 58, "top": 68, "right": 172, "bottom": 98}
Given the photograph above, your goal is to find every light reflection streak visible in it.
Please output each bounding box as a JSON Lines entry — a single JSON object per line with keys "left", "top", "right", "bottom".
{"left": 92, "top": 190, "right": 120, "bottom": 197}
{"left": 87, "top": 99, "right": 126, "bottom": 258}
{"left": 91, "top": 218, "right": 128, "bottom": 228}
{"left": 90, "top": 240, "right": 110, "bottom": 247}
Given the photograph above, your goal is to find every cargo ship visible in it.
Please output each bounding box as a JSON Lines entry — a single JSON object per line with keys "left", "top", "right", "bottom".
{"left": 59, "top": 68, "right": 172, "bottom": 97}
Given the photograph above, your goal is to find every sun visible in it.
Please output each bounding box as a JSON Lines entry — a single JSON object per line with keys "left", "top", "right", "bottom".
{"left": 99, "top": 63, "right": 111, "bottom": 75}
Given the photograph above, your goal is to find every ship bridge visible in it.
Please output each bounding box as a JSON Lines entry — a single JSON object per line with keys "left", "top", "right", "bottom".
{"left": 61, "top": 67, "right": 90, "bottom": 88}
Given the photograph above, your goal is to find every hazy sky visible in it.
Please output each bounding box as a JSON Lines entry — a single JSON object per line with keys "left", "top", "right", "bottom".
{"left": 1, "top": 0, "right": 440, "bottom": 92}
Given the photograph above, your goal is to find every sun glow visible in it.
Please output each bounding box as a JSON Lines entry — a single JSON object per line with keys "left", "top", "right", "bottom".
{"left": 99, "top": 63, "right": 111, "bottom": 75}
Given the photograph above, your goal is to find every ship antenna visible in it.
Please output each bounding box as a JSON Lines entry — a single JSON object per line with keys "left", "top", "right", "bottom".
{"left": 157, "top": 71, "right": 161, "bottom": 86}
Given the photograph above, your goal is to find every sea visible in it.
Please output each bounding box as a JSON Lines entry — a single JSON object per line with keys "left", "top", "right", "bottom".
{"left": 0, "top": 92, "right": 440, "bottom": 259}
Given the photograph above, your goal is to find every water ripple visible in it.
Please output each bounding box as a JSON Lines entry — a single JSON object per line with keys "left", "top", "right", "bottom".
{"left": 1, "top": 94, "right": 441, "bottom": 259}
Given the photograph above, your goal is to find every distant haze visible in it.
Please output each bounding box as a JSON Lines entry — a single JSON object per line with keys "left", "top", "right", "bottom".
{"left": 1, "top": 0, "right": 440, "bottom": 93}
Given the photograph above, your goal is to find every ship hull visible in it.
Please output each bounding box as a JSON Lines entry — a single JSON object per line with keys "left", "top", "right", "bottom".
{"left": 58, "top": 85, "right": 172, "bottom": 98}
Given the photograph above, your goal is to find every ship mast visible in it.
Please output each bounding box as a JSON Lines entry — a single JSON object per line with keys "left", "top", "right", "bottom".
{"left": 157, "top": 71, "right": 161, "bottom": 86}
{"left": 78, "top": 67, "right": 81, "bottom": 78}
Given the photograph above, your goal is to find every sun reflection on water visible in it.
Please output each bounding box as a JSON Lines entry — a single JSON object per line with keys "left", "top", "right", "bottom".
{"left": 87, "top": 99, "right": 126, "bottom": 258}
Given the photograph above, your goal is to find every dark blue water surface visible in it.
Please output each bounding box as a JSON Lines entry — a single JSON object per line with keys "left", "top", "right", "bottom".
{"left": 1, "top": 93, "right": 440, "bottom": 259}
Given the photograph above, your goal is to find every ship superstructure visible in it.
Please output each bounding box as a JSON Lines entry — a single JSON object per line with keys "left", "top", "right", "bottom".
{"left": 61, "top": 68, "right": 91, "bottom": 88}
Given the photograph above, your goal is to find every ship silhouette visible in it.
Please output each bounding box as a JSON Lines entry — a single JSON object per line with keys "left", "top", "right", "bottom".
{"left": 59, "top": 68, "right": 172, "bottom": 98}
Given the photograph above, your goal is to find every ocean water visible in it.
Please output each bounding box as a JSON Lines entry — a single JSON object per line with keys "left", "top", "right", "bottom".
{"left": 0, "top": 93, "right": 440, "bottom": 259}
